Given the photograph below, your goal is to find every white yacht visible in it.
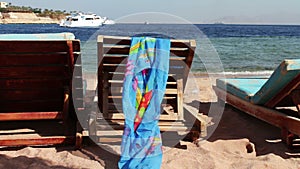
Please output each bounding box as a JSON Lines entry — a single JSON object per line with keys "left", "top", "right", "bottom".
{"left": 103, "top": 17, "right": 115, "bottom": 25}
{"left": 59, "top": 13, "right": 106, "bottom": 28}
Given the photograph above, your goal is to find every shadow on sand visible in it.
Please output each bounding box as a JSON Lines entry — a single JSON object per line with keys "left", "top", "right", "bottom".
{"left": 186, "top": 100, "right": 300, "bottom": 159}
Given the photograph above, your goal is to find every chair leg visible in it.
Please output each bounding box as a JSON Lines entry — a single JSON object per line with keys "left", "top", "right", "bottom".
{"left": 88, "top": 111, "right": 98, "bottom": 142}
{"left": 75, "top": 121, "right": 83, "bottom": 149}
{"left": 281, "top": 128, "right": 295, "bottom": 148}
{"left": 75, "top": 132, "right": 83, "bottom": 149}
{"left": 62, "top": 88, "right": 74, "bottom": 136}
{"left": 177, "top": 79, "right": 184, "bottom": 120}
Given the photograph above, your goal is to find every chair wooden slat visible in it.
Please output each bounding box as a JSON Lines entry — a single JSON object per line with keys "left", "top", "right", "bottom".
{"left": 103, "top": 45, "right": 190, "bottom": 57}
{"left": 0, "top": 53, "right": 68, "bottom": 66}
{"left": 0, "top": 40, "right": 79, "bottom": 53}
{"left": 0, "top": 100, "right": 63, "bottom": 112}
{"left": 0, "top": 79, "right": 67, "bottom": 89}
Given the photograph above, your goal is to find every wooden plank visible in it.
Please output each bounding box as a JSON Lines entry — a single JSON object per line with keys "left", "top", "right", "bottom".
{"left": 102, "top": 55, "right": 186, "bottom": 65}
{"left": 213, "top": 86, "right": 300, "bottom": 136}
{"left": 0, "top": 136, "right": 75, "bottom": 146}
{"left": 98, "top": 72, "right": 181, "bottom": 84}
{"left": 102, "top": 112, "right": 179, "bottom": 121}
{"left": 0, "top": 66, "right": 68, "bottom": 79}
{"left": 95, "top": 124, "right": 190, "bottom": 132}
{"left": 177, "top": 79, "right": 184, "bottom": 120}
{"left": 102, "top": 56, "right": 128, "bottom": 64}
{"left": 99, "top": 120, "right": 186, "bottom": 126}
{"left": 106, "top": 100, "right": 177, "bottom": 109}
{"left": 0, "top": 100, "right": 63, "bottom": 112}
{"left": 0, "top": 79, "right": 66, "bottom": 89}
{"left": 107, "top": 87, "right": 177, "bottom": 95}
{"left": 102, "top": 71, "right": 109, "bottom": 117}
{"left": 103, "top": 73, "right": 125, "bottom": 80}
{"left": 72, "top": 51, "right": 84, "bottom": 109}
{"left": 101, "top": 73, "right": 179, "bottom": 83}
{"left": 103, "top": 46, "right": 190, "bottom": 57}
{"left": 103, "top": 36, "right": 131, "bottom": 45}
{"left": 291, "top": 90, "right": 300, "bottom": 115}
{"left": 107, "top": 82, "right": 178, "bottom": 90}
{"left": 102, "top": 60, "right": 186, "bottom": 70}
{"left": 97, "top": 35, "right": 105, "bottom": 112}
{"left": 0, "top": 89, "right": 63, "bottom": 101}
{"left": 66, "top": 40, "right": 75, "bottom": 72}
{"left": 98, "top": 71, "right": 182, "bottom": 80}
{"left": 0, "top": 112, "right": 63, "bottom": 121}
{"left": 0, "top": 41, "right": 75, "bottom": 53}
{"left": 105, "top": 100, "right": 177, "bottom": 110}
{"left": 106, "top": 95, "right": 176, "bottom": 101}
{"left": 97, "top": 35, "right": 104, "bottom": 71}
{"left": 0, "top": 53, "right": 68, "bottom": 66}
{"left": 102, "top": 35, "right": 191, "bottom": 47}
{"left": 102, "top": 64, "right": 184, "bottom": 75}
{"left": 105, "top": 104, "right": 177, "bottom": 113}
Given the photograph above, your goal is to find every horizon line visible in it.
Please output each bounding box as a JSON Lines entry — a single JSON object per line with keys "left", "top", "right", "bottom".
{"left": 115, "top": 22, "right": 300, "bottom": 26}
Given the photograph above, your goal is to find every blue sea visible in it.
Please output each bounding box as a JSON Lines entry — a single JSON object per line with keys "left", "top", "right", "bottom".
{"left": 1, "top": 23, "right": 300, "bottom": 74}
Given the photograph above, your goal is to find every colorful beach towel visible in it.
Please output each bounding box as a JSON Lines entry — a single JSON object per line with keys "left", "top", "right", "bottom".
{"left": 118, "top": 37, "right": 170, "bottom": 169}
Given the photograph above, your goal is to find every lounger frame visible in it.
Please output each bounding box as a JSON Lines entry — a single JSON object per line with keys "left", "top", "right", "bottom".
{"left": 94, "top": 35, "right": 204, "bottom": 143}
{"left": 0, "top": 34, "right": 84, "bottom": 148}
{"left": 213, "top": 73, "right": 300, "bottom": 147}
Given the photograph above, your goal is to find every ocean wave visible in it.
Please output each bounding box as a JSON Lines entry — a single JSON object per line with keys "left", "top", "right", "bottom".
{"left": 222, "top": 70, "right": 273, "bottom": 75}
{"left": 193, "top": 70, "right": 273, "bottom": 77}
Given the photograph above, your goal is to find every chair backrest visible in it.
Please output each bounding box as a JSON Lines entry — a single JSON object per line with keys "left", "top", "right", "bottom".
{"left": 251, "top": 59, "right": 300, "bottom": 107}
{"left": 0, "top": 33, "right": 82, "bottom": 113}
{"left": 97, "top": 35, "right": 196, "bottom": 120}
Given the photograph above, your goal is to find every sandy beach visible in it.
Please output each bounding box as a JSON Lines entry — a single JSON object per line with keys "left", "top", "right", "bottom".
{"left": 0, "top": 74, "right": 299, "bottom": 169}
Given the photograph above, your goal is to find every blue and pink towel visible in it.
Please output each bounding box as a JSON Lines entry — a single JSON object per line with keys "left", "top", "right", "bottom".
{"left": 118, "top": 37, "right": 171, "bottom": 169}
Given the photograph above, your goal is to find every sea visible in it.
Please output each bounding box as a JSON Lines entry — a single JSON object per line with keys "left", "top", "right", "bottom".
{"left": 1, "top": 23, "right": 300, "bottom": 75}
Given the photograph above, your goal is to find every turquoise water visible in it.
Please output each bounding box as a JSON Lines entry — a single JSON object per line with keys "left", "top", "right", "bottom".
{"left": 207, "top": 36, "right": 300, "bottom": 72}
{"left": 1, "top": 23, "right": 299, "bottom": 74}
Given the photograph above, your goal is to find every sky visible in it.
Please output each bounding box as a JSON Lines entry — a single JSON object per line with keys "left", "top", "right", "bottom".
{"left": 6, "top": 0, "right": 300, "bottom": 24}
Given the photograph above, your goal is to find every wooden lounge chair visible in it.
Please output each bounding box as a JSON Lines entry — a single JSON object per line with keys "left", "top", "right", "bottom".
{"left": 95, "top": 35, "right": 204, "bottom": 143}
{"left": 0, "top": 33, "right": 84, "bottom": 148}
{"left": 213, "top": 59, "right": 300, "bottom": 147}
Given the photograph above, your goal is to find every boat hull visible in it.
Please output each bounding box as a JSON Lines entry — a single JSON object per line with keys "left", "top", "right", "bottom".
{"left": 60, "top": 20, "right": 103, "bottom": 28}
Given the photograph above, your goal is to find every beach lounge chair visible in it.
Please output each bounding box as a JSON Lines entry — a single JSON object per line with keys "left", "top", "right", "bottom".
{"left": 213, "top": 59, "right": 300, "bottom": 147}
{"left": 0, "top": 33, "right": 84, "bottom": 148}
{"left": 95, "top": 35, "right": 203, "bottom": 142}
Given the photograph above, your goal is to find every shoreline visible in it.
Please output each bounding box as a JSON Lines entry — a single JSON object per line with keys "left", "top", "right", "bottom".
{"left": 0, "top": 18, "right": 59, "bottom": 24}
{"left": 0, "top": 12, "right": 59, "bottom": 24}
